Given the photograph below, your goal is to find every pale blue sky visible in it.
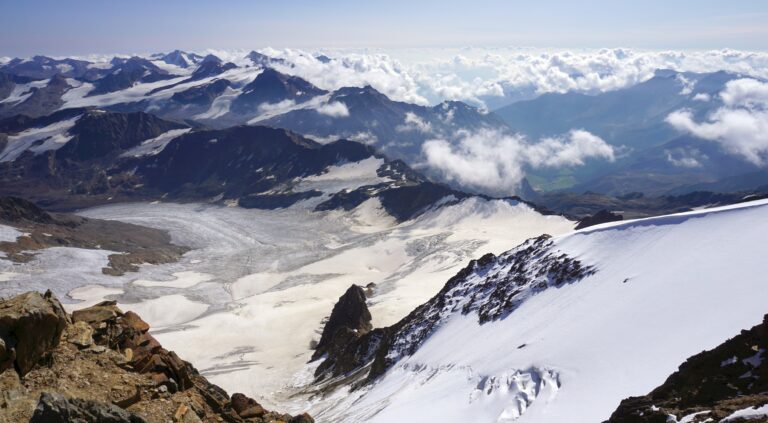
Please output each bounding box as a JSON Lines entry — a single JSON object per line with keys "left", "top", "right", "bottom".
{"left": 1, "top": 0, "right": 767, "bottom": 56}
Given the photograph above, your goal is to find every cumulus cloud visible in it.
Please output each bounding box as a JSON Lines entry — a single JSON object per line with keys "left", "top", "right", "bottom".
{"left": 667, "top": 78, "right": 768, "bottom": 166}
{"left": 314, "top": 101, "right": 350, "bottom": 117}
{"left": 719, "top": 77, "right": 768, "bottom": 107}
{"left": 396, "top": 112, "right": 433, "bottom": 133}
{"left": 257, "top": 99, "right": 296, "bottom": 114}
{"left": 665, "top": 148, "right": 706, "bottom": 168}
{"left": 692, "top": 93, "right": 711, "bottom": 102}
{"left": 422, "top": 128, "right": 615, "bottom": 195}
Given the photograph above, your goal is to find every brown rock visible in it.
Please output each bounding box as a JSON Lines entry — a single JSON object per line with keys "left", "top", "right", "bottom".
{"left": 174, "top": 404, "right": 191, "bottom": 422}
{"left": 122, "top": 311, "right": 150, "bottom": 333}
{"left": 239, "top": 404, "right": 265, "bottom": 418}
{"left": 289, "top": 413, "right": 315, "bottom": 423}
{"left": 68, "top": 321, "right": 95, "bottom": 348}
{"left": 0, "top": 290, "right": 68, "bottom": 376}
{"left": 230, "top": 392, "right": 257, "bottom": 415}
{"left": 112, "top": 385, "right": 141, "bottom": 409}
{"left": 72, "top": 302, "right": 121, "bottom": 327}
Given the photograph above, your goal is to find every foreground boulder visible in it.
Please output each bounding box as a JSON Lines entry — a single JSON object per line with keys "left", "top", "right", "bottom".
{"left": 0, "top": 290, "right": 68, "bottom": 376}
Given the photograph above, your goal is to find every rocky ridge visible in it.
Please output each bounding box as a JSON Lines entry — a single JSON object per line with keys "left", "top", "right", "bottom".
{"left": 606, "top": 314, "right": 768, "bottom": 423}
{"left": 309, "top": 235, "right": 597, "bottom": 387}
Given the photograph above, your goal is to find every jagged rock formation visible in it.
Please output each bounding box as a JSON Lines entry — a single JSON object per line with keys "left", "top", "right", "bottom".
{"left": 606, "top": 314, "right": 768, "bottom": 423}
{"left": 575, "top": 209, "right": 623, "bottom": 229}
{"left": 0, "top": 196, "right": 188, "bottom": 275}
{"left": 0, "top": 291, "right": 314, "bottom": 423}
{"left": 312, "top": 285, "right": 372, "bottom": 361}
{"left": 312, "top": 235, "right": 597, "bottom": 384}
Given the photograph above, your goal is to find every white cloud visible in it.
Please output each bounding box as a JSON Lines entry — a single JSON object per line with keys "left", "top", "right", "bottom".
{"left": 314, "top": 101, "right": 350, "bottom": 117}
{"left": 396, "top": 112, "right": 433, "bottom": 134}
{"left": 422, "top": 128, "right": 615, "bottom": 195}
{"left": 257, "top": 99, "right": 296, "bottom": 114}
{"left": 347, "top": 131, "right": 378, "bottom": 145}
{"left": 665, "top": 148, "right": 706, "bottom": 168}
{"left": 667, "top": 78, "right": 768, "bottom": 166}
{"left": 719, "top": 77, "right": 768, "bottom": 108}
{"left": 692, "top": 93, "right": 711, "bottom": 102}
{"left": 526, "top": 130, "right": 616, "bottom": 168}
{"left": 207, "top": 47, "right": 768, "bottom": 109}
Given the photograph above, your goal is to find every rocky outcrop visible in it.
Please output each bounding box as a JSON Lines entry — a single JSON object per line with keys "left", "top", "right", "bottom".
{"left": 575, "top": 209, "right": 623, "bottom": 229}
{"left": 606, "top": 314, "right": 768, "bottom": 423}
{"left": 0, "top": 290, "right": 68, "bottom": 376}
{"left": 0, "top": 196, "right": 55, "bottom": 224}
{"left": 312, "top": 285, "right": 372, "bottom": 361}
{"left": 0, "top": 291, "right": 314, "bottom": 423}
{"left": 312, "top": 235, "right": 597, "bottom": 384}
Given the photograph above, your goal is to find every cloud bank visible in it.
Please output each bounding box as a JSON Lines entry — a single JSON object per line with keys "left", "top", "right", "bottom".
{"left": 231, "top": 48, "right": 768, "bottom": 109}
{"left": 667, "top": 78, "right": 768, "bottom": 166}
{"left": 422, "top": 128, "right": 615, "bottom": 195}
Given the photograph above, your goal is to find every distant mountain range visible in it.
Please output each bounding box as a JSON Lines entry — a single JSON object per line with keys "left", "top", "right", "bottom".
{"left": 1, "top": 50, "right": 767, "bottom": 210}
{"left": 0, "top": 51, "right": 506, "bottom": 166}
{"left": 0, "top": 107, "right": 534, "bottom": 222}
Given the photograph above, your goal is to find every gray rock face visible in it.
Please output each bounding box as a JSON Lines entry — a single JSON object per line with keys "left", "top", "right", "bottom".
{"left": 30, "top": 392, "right": 148, "bottom": 423}
{"left": 312, "top": 284, "right": 372, "bottom": 360}
{"left": 0, "top": 290, "right": 68, "bottom": 376}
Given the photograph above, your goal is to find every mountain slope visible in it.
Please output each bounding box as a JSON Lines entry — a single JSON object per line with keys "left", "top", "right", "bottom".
{"left": 262, "top": 86, "right": 509, "bottom": 161}
{"left": 303, "top": 199, "right": 768, "bottom": 423}
{"left": 606, "top": 313, "right": 768, "bottom": 423}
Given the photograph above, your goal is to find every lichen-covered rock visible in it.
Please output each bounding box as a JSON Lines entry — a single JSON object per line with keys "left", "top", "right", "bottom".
{"left": 30, "top": 391, "right": 148, "bottom": 423}
{"left": 0, "top": 290, "right": 68, "bottom": 376}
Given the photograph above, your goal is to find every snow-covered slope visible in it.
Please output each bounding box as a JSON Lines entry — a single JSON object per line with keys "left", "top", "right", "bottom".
{"left": 304, "top": 199, "right": 768, "bottom": 423}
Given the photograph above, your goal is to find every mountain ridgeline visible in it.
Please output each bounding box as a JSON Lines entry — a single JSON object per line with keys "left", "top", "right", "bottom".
{"left": 0, "top": 107, "right": 492, "bottom": 220}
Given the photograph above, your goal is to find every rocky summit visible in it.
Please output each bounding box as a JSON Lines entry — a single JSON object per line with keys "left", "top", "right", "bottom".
{"left": 0, "top": 291, "right": 314, "bottom": 423}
